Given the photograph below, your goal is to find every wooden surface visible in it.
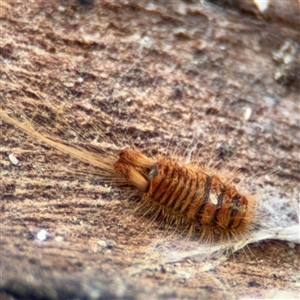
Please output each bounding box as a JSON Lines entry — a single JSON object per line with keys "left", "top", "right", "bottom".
{"left": 1, "top": 0, "right": 299, "bottom": 299}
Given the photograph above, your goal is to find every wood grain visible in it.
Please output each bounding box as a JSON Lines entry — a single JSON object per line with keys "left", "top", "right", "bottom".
{"left": 1, "top": 0, "right": 299, "bottom": 299}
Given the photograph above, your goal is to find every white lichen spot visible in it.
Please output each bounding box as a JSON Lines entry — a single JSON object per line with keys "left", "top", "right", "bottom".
{"left": 264, "top": 174, "right": 271, "bottom": 181}
{"left": 78, "top": 77, "right": 84, "bottom": 83}
{"left": 64, "top": 81, "right": 74, "bottom": 88}
{"left": 273, "top": 40, "right": 297, "bottom": 65}
{"left": 253, "top": 0, "right": 270, "bottom": 13}
{"left": 174, "top": 27, "right": 188, "bottom": 36}
{"left": 97, "top": 239, "right": 116, "bottom": 248}
{"left": 140, "top": 36, "right": 152, "bottom": 49}
{"left": 57, "top": 5, "right": 66, "bottom": 12}
{"left": 36, "top": 229, "right": 48, "bottom": 241}
{"left": 173, "top": 2, "right": 186, "bottom": 15}
{"left": 220, "top": 44, "right": 226, "bottom": 51}
{"left": 54, "top": 236, "right": 64, "bottom": 242}
{"left": 283, "top": 54, "right": 293, "bottom": 65}
{"left": 145, "top": 3, "right": 158, "bottom": 11}
{"left": 8, "top": 153, "right": 19, "bottom": 165}
{"left": 88, "top": 288, "right": 102, "bottom": 300}
{"left": 274, "top": 70, "right": 282, "bottom": 80}
{"left": 243, "top": 107, "right": 252, "bottom": 121}
{"left": 97, "top": 240, "right": 108, "bottom": 248}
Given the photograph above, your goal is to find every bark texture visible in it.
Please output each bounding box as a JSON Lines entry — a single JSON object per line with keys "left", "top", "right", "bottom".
{"left": 1, "top": 0, "right": 299, "bottom": 299}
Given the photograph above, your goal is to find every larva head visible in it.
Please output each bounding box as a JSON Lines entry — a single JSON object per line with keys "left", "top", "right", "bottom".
{"left": 114, "top": 148, "right": 156, "bottom": 192}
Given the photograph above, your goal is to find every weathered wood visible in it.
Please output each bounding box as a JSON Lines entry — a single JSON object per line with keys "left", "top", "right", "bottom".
{"left": 1, "top": 0, "right": 299, "bottom": 299}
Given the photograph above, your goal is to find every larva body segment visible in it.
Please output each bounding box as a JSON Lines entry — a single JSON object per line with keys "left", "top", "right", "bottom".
{"left": 115, "top": 148, "right": 255, "bottom": 242}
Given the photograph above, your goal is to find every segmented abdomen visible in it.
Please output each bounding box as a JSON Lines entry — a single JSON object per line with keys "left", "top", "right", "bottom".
{"left": 114, "top": 148, "right": 254, "bottom": 240}
{"left": 146, "top": 159, "right": 249, "bottom": 230}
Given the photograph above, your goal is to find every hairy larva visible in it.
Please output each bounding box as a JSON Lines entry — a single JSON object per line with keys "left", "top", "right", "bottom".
{"left": 115, "top": 148, "right": 255, "bottom": 242}
{"left": 1, "top": 108, "right": 255, "bottom": 243}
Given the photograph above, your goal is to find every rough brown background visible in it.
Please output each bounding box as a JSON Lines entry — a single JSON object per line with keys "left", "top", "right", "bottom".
{"left": 1, "top": 0, "right": 299, "bottom": 299}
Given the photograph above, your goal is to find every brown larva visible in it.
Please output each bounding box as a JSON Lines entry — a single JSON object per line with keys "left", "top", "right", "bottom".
{"left": 1, "top": 108, "right": 255, "bottom": 243}
{"left": 114, "top": 147, "right": 255, "bottom": 242}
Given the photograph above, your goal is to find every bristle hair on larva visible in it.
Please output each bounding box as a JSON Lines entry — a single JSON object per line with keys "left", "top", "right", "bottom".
{"left": 114, "top": 147, "right": 256, "bottom": 242}
{"left": 1, "top": 107, "right": 256, "bottom": 243}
